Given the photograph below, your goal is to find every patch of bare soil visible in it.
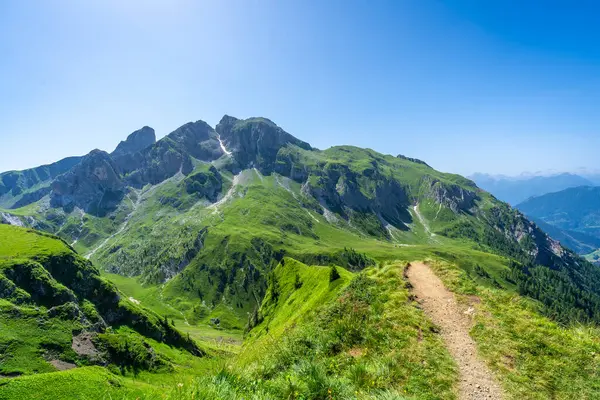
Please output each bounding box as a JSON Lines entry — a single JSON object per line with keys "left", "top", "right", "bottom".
{"left": 50, "top": 359, "right": 76, "bottom": 371}
{"left": 72, "top": 332, "right": 99, "bottom": 357}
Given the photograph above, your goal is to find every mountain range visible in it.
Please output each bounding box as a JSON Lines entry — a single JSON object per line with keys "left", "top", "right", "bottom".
{"left": 516, "top": 186, "right": 600, "bottom": 260}
{"left": 468, "top": 172, "right": 600, "bottom": 258}
{"left": 469, "top": 172, "right": 595, "bottom": 205}
{"left": 2, "top": 116, "right": 600, "bottom": 399}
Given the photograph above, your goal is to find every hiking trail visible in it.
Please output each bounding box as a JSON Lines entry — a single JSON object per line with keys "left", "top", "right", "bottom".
{"left": 406, "top": 262, "right": 504, "bottom": 400}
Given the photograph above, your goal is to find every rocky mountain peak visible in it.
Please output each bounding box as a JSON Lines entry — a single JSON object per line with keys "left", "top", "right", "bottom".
{"left": 50, "top": 149, "right": 125, "bottom": 216}
{"left": 111, "top": 126, "right": 156, "bottom": 158}
{"left": 218, "top": 115, "right": 240, "bottom": 128}
{"left": 216, "top": 116, "right": 312, "bottom": 173}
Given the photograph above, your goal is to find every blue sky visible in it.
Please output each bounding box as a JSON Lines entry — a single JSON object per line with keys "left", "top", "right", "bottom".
{"left": 2, "top": 0, "right": 600, "bottom": 175}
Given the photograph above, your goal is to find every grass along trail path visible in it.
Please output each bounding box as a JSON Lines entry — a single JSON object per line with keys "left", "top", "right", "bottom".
{"left": 406, "top": 262, "right": 504, "bottom": 400}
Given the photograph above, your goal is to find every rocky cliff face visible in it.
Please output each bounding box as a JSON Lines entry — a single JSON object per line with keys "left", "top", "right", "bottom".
{"left": 1, "top": 119, "right": 227, "bottom": 214}
{"left": 118, "top": 139, "right": 192, "bottom": 187}
{"left": 166, "top": 120, "right": 223, "bottom": 161}
{"left": 111, "top": 126, "right": 156, "bottom": 158}
{"left": 424, "top": 178, "right": 479, "bottom": 213}
{"left": 217, "top": 116, "right": 312, "bottom": 174}
{"left": 302, "top": 161, "right": 412, "bottom": 231}
{"left": 116, "top": 121, "right": 223, "bottom": 187}
{"left": 50, "top": 150, "right": 125, "bottom": 216}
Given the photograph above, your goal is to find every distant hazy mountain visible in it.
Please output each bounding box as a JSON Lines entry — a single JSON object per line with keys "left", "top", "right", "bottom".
{"left": 470, "top": 172, "right": 594, "bottom": 205}
{"left": 525, "top": 215, "right": 600, "bottom": 255}
{"left": 517, "top": 186, "right": 600, "bottom": 254}
{"left": 517, "top": 186, "right": 600, "bottom": 234}
{"left": 581, "top": 174, "right": 600, "bottom": 186}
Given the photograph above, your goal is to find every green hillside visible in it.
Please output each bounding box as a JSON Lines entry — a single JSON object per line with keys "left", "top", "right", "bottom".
{"left": 0, "top": 225, "right": 203, "bottom": 381}
{"left": 3, "top": 116, "right": 600, "bottom": 399}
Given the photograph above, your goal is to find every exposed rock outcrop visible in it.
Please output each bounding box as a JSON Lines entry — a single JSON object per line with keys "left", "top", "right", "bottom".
{"left": 111, "top": 126, "right": 156, "bottom": 158}
{"left": 303, "top": 162, "right": 412, "bottom": 234}
{"left": 117, "top": 121, "right": 223, "bottom": 187}
{"left": 217, "top": 116, "right": 312, "bottom": 174}
{"left": 397, "top": 154, "right": 430, "bottom": 167}
{"left": 11, "top": 186, "right": 51, "bottom": 209}
{"left": 50, "top": 150, "right": 125, "bottom": 216}
{"left": 424, "top": 178, "right": 479, "bottom": 213}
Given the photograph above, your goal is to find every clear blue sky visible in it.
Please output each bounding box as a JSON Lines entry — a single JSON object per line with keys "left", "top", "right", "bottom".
{"left": 2, "top": 0, "right": 600, "bottom": 176}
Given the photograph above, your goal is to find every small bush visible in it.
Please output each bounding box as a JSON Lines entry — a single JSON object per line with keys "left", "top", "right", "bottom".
{"left": 294, "top": 273, "right": 303, "bottom": 289}
{"left": 329, "top": 266, "right": 341, "bottom": 282}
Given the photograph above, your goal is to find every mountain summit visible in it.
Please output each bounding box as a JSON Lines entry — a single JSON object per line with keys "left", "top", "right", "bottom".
{"left": 216, "top": 115, "right": 312, "bottom": 174}
{"left": 111, "top": 126, "right": 156, "bottom": 158}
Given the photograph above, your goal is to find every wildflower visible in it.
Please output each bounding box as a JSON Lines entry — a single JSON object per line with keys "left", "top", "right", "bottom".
{"left": 177, "top": 383, "right": 184, "bottom": 388}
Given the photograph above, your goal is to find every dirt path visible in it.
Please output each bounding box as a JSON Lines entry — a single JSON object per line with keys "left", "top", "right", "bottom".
{"left": 406, "top": 262, "right": 504, "bottom": 400}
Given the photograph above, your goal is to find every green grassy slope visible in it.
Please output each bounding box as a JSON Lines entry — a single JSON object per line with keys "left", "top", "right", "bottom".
{"left": 0, "top": 367, "right": 151, "bottom": 399}
{"left": 103, "top": 272, "right": 243, "bottom": 354}
{"left": 114, "top": 260, "right": 457, "bottom": 400}
{"left": 4, "top": 247, "right": 600, "bottom": 399}
{"left": 0, "top": 225, "right": 202, "bottom": 379}
{"left": 228, "top": 260, "right": 458, "bottom": 400}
